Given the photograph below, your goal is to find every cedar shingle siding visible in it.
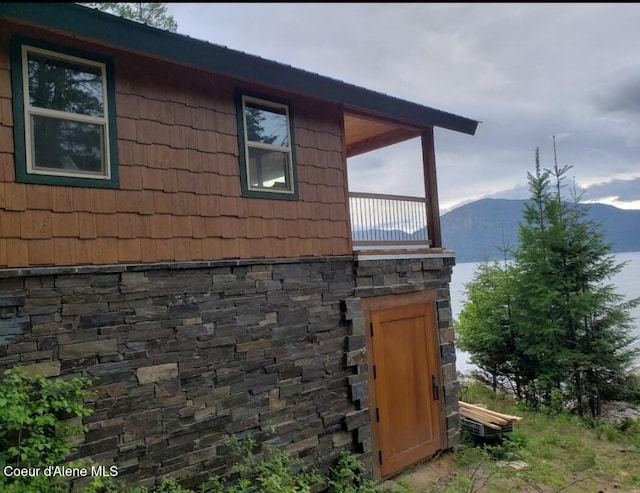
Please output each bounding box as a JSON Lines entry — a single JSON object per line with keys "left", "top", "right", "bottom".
{"left": 0, "top": 23, "right": 350, "bottom": 268}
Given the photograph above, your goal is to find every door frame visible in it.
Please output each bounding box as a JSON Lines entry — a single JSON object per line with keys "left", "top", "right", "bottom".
{"left": 362, "top": 290, "right": 446, "bottom": 479}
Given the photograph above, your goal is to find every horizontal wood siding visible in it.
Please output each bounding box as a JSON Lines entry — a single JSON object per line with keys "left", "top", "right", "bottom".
{"left": 0, "top": 22, "right": 350, "bottom": 267}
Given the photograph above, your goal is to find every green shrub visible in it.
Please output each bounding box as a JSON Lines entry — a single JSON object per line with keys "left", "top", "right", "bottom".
{"left": 205, "top": 433, "right": 323, "bottom": 493}
{"left": 326, "top": 451, "right": 376, "bottom": 493}
{"left": 0, "top": 369, "right": 377, "bottom": 493}
{"left": 0, "top": 368, "right": 95, "bottom": 492}
{"left": 154, "top": 478, "right": 193, "bottom": 493}
{"left": 201, "top": 434, "right": 376, "bottom": 493}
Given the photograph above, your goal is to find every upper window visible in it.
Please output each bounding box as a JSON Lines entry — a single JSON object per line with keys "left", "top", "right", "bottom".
{"left": 237, "top": 93, "right": 298, "bottom": 200}
{"left": 10, "top": 37, "right": 118, "bottom": 188}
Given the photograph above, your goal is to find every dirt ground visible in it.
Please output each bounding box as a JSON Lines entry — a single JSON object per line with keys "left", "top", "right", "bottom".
{"left": 376, "top": 452, "right": 456, "bottom": 492}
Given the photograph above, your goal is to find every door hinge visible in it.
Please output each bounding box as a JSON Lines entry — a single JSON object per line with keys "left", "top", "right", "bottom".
{"left": 378, "top": 450, "right": 383, "bottom": 464}
{"left": 432, "top": 375, "right": 440, "bottom": 401}
{"left": 373, "top": 365, "right": 377, "bottom": 379}
{"left": 376, "top": 407, "right": 380, "bottom": 422}
{"left": 370, "top": 322, "right": 374, "bottom": 337}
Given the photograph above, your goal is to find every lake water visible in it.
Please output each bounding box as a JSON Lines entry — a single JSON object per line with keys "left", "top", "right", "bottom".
{"left": 450, "top": 251, "right": 640, "bottom": 374}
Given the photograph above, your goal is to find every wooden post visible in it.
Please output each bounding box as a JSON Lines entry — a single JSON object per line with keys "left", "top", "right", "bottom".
{"left": 341, "top": 105, "right": 354, "bottom": 253}
{"left": 422, "top": 127, "right": 442, "bottom": 248}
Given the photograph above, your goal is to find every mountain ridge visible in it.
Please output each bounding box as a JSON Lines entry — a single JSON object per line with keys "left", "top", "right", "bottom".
{"left": 440, "top": 198, "right": 640, "bottom": 263}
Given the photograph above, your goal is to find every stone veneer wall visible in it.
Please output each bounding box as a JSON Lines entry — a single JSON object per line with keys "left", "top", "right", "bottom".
{"left": 0, "top": 257, "right": 369, "bottom": 489}
{"left": 348, "top": 255, "right": 460, "bottom": 451}
{"left": 0, "top": 253, "right": 458, "bottom": 487}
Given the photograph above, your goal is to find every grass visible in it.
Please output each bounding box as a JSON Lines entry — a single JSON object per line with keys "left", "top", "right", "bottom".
{"left": 392, "top": 382, "right": 640, "bottom": 493}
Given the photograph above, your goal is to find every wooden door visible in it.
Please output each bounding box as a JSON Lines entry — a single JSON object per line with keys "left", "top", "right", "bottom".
{"left": 370, "top": 302, "right": 442, "bottom": 476}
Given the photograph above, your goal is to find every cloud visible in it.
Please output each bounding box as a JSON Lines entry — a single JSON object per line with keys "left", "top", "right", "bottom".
{"left": 582, "top": 177, "right": 640, "bottom": 202}
{"left": 593, "top": 72, "right": 640, "bottom": 115}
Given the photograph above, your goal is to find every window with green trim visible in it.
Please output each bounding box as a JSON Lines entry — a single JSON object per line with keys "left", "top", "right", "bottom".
{"left": 237, "top": 94, "right": 297, "bottom": 200}
{"left": 10, "top": 37, "right": 118, "bottom": 188}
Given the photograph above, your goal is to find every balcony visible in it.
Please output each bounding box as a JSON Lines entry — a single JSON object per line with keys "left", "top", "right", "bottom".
{"left": 344, "top": 112, "right": 445, "bottom": 256}
{"left": 349, "top": 191, "right": 432, "bottom": 253}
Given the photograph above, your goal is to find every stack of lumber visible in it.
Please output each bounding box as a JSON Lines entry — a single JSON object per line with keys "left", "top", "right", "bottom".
{"left": 459, "top": 401, "right": 523, "bottom": 430}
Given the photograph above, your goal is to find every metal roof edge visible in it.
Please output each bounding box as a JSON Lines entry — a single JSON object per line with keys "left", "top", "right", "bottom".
{"left": 0, "top": 2, "right": 479, "bottom": 135}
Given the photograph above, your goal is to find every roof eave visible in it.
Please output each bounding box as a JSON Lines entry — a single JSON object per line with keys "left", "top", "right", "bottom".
{"left": 0, "top": 2, "right": 479, "bottom": 136}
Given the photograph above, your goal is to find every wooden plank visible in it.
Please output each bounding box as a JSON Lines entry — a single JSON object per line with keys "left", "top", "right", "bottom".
{"left": 460, "top": 403, "right": 507, "bottom": 421}
{"left": 459, "top": 401, "right": 523, "bottom": 423}
{"left": 459, "top": 405, "right": 508, "bottom": 427}
{"left": 460, "top": 412, "right": 503, "bottom": 430}
{"left": 460, "top": 409, "right": 508, "bottom": 427}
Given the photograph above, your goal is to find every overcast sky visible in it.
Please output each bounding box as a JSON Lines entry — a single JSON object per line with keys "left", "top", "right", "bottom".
{"left": 166, "top": 3, "right": 640, "bottom": 212}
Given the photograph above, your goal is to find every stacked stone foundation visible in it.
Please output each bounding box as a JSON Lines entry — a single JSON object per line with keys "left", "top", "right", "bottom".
{"left": 0, "top": 253, "right": 459, "bottom": 487}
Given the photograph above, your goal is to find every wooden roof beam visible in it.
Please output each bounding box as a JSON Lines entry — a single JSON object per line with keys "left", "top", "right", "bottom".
{"left": 346, "top": 127, "right": 421, "bottom": 158}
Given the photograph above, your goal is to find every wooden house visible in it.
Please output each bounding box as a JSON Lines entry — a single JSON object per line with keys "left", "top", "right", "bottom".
{"left": 0, "top": 3, "right": 479, "bottom": 488}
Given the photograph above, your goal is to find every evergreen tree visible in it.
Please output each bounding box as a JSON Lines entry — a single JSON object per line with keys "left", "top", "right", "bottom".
{"left": 513, "top": 149, "right": 570, "bottom": 404}
{"left": 456, "top": 142, "right": 640, "bottom": 415}
{"left": 516, "top": 144, "right": 639, "bottom": 414}
{"left": 83, "top": 3, "right": 178, "bottom": 32}
{"left": 455, "top": 259, "right": 528, "bottom": 398}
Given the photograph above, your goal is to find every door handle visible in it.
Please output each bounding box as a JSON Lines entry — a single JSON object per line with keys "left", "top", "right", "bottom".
{"left": 432, "top": 375, "right": 439, "bottom": 401}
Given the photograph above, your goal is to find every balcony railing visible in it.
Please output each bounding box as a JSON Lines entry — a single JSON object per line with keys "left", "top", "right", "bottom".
{"left": 349, "top": 192, "right": 430, "bottom": 249}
